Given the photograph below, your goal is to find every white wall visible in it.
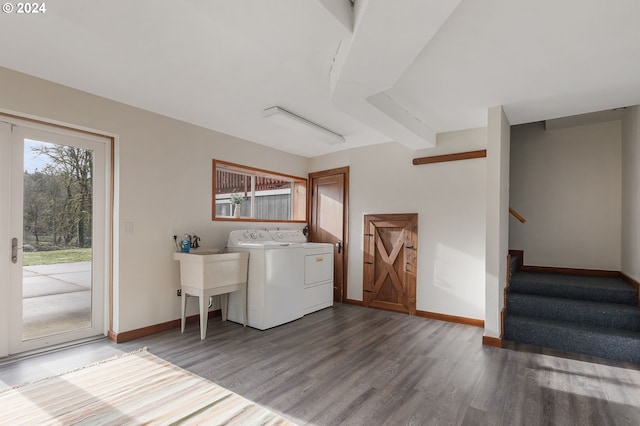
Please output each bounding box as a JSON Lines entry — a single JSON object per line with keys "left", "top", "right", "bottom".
{"left": 510, "top": 120, "right": 622, "bottom": 270}
{"left": 0, "top": 67, "right": 309, "bottom": 333}
{"left": 484, "top": 106, "right": 510, "bottom": 339}
{"left": 310, "top": 127, "right": 487, "bottom": 320}
{"left": 622, "top": 106, "right": 640, "bottom": 280}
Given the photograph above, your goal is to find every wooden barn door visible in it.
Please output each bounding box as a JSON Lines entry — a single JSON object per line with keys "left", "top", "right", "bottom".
{"left": 363, "top": 214, "right": 417, "bottom": 315}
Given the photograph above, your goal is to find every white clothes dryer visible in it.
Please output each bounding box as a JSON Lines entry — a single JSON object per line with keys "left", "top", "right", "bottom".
{"left": 269, "top": 230, "right": 334, "bottom": 314}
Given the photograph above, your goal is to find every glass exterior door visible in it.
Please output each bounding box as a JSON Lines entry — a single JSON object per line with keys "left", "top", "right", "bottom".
{"left": 4, "top": 122, "right": 108, "bottom": 355}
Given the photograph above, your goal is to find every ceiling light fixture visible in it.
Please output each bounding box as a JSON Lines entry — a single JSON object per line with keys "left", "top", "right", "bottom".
{"left": 262, "top": 106, "right": 345, "bottom": 145}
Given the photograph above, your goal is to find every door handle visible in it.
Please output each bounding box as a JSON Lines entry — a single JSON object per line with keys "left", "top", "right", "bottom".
{"left": 336, "top": 241, "right": 342, "bottom": 254}
{"left": 11, "top": 237, "right": 18, "bottom": 264}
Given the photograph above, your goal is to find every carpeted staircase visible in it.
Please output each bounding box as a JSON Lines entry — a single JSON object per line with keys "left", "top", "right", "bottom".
{"left": 504, "top": 258, "right": 640, "bottom": 364}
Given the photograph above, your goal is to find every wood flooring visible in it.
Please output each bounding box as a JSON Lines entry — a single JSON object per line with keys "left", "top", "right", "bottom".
{"left": 1, "top": 303, "right": 640, "bottom": 425}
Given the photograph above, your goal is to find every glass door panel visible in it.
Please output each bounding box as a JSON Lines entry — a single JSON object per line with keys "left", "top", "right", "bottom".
{"left": 6, "top": 123, "right": 107, "bottom": 354}
{"left": 21, "top": 139, "right": 94, "bottom": 340}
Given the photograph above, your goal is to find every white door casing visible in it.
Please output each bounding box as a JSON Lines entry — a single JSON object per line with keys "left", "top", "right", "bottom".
{"left": 0, "top": 117, "right": 110, "bottom": 355}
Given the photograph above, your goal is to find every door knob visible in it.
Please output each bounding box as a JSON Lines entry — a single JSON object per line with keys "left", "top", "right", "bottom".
{"left": 336, "top": 241, "right": 342, "bottom": 254}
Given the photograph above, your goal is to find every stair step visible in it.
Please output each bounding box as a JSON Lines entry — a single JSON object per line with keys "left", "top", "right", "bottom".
{"left": 504, "top": 315, "right": 640, "bottom": 364}
{"left": 510, "top": 271, "right": 637, "bottom": 306}
{"left": 509, "top": 255, "right": 520, "bottom": 274}
{"left": 507, "top": 293, "right": 640, "bottom": 332}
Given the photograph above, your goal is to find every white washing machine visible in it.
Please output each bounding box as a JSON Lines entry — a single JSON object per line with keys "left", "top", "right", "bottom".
{"left": 269, "top": 230, "right": 334, "bottom": 314}
{"left": 226, "top": 230, "right": 304, "bottom": 330}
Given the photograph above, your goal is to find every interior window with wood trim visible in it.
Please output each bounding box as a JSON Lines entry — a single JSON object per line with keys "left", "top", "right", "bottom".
{"left": 212, "top": 159, "right": 307, "bottom": 222}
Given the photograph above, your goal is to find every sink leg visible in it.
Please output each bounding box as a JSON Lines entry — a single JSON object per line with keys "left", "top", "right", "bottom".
{"left": 221, "top": 294, "right": 228, "bottom": 321}
{"left": 199, "top": 293, "right": 207, "bottom": 340}
{"left": 242, "top": 287, "right": 247, "bottom": 327}
{"left": 181, "top": 291, "right": 187, "bottom": 334}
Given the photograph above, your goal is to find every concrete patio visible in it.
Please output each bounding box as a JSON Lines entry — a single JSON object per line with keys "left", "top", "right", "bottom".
{"left": 22, "top": 261, "right": 91, "bottom": 340}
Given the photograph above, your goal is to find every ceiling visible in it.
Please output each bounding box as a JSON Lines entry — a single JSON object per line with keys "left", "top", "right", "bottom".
{"left": 1, "top": 0, "right": 639, "bottom": 158}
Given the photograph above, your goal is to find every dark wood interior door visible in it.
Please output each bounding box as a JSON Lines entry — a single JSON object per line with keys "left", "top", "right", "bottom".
{"left": 363, "top": 214, "right": 417, "bottom": 315}
{"left": 309, "top": 167, "right": 348, "bottom": 303}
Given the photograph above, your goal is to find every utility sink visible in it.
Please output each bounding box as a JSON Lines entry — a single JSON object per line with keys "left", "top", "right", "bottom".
{"left": 173, "top": 250, "right": 247, "bottom": 290}
{"left": 174, "top": 250, "right": 249, "bottom": 340}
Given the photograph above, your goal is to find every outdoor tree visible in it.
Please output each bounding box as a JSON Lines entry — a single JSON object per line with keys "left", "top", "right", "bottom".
{"left": 23, "top": 171, "right": 47, "bottom": 245}
{"left": 24, "top": 144, "right": 93, "bottom": 248}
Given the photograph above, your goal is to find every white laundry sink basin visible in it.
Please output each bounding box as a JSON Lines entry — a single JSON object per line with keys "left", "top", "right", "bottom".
{"left": 174, "top": 250, "right": 250, "bottom": 339}
{"left": 184, "top": 248, "right": 222, "bottom": 255}
{"left": 173, "top": 251, "right": 249, "bottom": 290}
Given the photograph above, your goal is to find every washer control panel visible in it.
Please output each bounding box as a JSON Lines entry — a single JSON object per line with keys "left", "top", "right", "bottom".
{"left": 269, "top": 229, "right": 307, "bottom": 243}
{"left": 227, "top": 229, "right": 272, "bottom": 246}
{"left": 227, "top": 229, "right": 308, "bottom": 247}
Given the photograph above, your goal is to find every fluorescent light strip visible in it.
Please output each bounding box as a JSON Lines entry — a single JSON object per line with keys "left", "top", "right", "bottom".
{"left": 262, "top": 106, "right": 345, "bottom": 145}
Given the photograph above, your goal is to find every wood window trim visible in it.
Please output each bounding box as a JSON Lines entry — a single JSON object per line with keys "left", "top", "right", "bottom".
{"left": 212, "top": 159, "right": 307, "bottom": 223}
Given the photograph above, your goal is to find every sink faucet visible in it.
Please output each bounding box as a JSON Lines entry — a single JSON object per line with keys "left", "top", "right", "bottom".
{"left": 191, "top": 234, "right": 201, "bottom": 249}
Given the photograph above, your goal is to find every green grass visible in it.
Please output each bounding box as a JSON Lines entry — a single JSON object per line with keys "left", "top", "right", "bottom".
{"left": 23, "top": 248, "right": 92, "bottom": 266}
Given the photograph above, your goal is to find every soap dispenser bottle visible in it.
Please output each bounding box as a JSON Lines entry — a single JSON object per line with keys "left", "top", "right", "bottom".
{"left": 180, "top": 234, "right": 191, "bottom": 253}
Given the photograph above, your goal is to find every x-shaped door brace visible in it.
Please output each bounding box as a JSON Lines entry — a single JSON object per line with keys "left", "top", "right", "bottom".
{"left": 371, "top": 228, "right": 406, "bottom": 298}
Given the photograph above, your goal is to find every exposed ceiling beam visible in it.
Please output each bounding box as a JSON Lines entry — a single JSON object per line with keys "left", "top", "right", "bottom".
{"left": 316, "top": 0, "right": 354, "bottom": 32}
{"left": 330, "top": 0, "right": 462, "bottom": 149}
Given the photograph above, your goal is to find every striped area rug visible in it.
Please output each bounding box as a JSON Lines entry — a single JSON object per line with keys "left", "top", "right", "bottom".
{"left": 0, "top": 348, "right": 295, "bottom": 425}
